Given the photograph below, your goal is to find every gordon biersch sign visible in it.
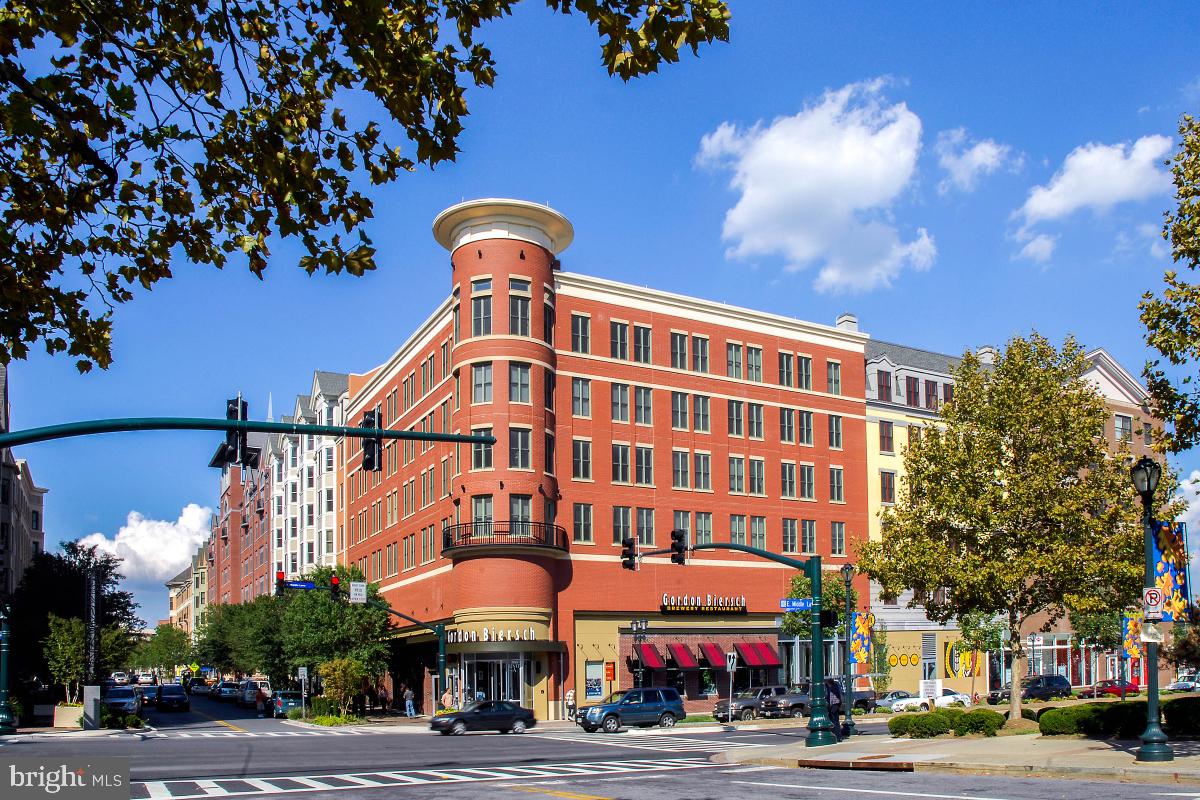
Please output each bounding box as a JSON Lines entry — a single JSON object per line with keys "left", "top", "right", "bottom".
{"left": 660, "top": 592, "right": 747, "bottom": 614}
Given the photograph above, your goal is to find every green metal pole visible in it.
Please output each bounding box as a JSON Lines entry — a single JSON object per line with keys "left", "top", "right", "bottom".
{"left": 806, "top": 557, "right": 836, "bottom": 747}
{"left": 436, "top": 623, "right": 447, "bottom": 710}
{"left": 843, "top": 568, "right": 856, "bottom": 738}
{"left": 0, "top": 607, "right": 14, "bottom": 735}
{"left": 1137, "top": 505, "right": 1173, "bottom": 762}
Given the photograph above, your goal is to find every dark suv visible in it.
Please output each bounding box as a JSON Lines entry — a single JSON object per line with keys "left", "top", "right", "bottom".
{"left": 714, "top": 685, "right": 788, "bottom": 722}
{"left": 577, "top": 687, "right": 685, "bottom": 733}
{"left": 987, "top": 674, "right": 1073, "bottom": 705}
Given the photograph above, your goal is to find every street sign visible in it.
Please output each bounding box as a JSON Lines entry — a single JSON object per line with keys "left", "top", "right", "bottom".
{"left": 1144, "top": 587, "right": 1165, "bottom": 621}
{"left": 780, "top": 598, "right": 814, "bottom": 611}
{"left": 297, "top": 666, "right": 308, "bottom": 682}
{"left": 349, "top": 581, "right": 368, "bottom": 604}
{"left": 285, "top": 580, "right": 315, "bottom": 590}
{"left": 189, "top": 662, "right": 200, "bottom": 674}
{"left": 1141, "top": 622, "right": 1164, "bottom": 643}
{"left": 725, "top": 651, "right": 738, "bottom": 672}
{"left": 1033, "top": 635, "right": 1044, "bottom": 646}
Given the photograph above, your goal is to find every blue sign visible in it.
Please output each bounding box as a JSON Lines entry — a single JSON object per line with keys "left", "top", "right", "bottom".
{"left": 780, "top": 598, "right": 814, "bottom": 611}
{"left": 285, "top": 580, "right": 316, "bottom": 590}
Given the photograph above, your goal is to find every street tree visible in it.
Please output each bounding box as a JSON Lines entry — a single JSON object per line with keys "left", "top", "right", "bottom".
{"left": 0, "top": 0, "right": 730, "bottom": 372}
{"left": 135, "top": 624, "right": 192, "bottom": 675}
{"left": 1166, "top": 605, "right": 1200, "bottom": 670}
{"left": 1068, "top": 610, "right": 1124, "bottom": 652}
{"left": 780, "top": 572, "right": 858, "bottom": 639}
{"left": 282, "top": 564, "right": 390, "bottom": 675}
{"left": 43, "top": 614, "right": 84, "bottom": 703}
{"left": 857, "top": 334, "right": 1159, "bottom": 721}
{"left": 957, "top": 612, "right": 1005, "bottom": 700}
{"left": 318, "top": 657, "right": 366, "bottom": 718}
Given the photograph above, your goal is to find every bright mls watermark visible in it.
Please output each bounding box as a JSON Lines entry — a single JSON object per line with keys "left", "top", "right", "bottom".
{"left": 2, "top": 758, "right": 128, "bottom": 799}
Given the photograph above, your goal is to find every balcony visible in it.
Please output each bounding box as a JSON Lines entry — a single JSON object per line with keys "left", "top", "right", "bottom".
{"left": 442, "top": 521, "right": 569, "bottom": 556}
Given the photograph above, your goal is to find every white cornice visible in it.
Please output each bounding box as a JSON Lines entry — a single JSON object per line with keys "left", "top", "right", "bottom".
{"left": 1084, "top": 348, "right": 1149, "bottom": 406}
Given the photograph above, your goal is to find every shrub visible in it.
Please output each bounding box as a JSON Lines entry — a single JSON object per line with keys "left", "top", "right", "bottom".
{"left": 286, "top": 708, "right": 304, "bottom": 720}
{"left": 908, "top": 713, "right": 951, "bottom": 738}
{"left": 933, "top": 707, "right": 965, "bottom": 727}
{"left": 1038, "top": 708, "right": 1078, "bottom": 735}
{"left": 1164, "top": 696, "right": 1200, "bottom": 735}
{"left": 123, "top": 714, "right": 144, "bottom": 729}
{"left": 888, "top": 714, "right": 917, "bottom": 736}
{"left": 311, "top": 697, "right": 338, "bottom": 717}
{"left": 1021, "top": 707, "right": 1038, "bottom": 721}
{"left": 1103, "top": 700, "right": 1147, "bottom": 739}
{"left": 955, "top": 708, "right": 1005, "bottom": 737}
{"left": 309, "top": 715, "right": 362, "bottom": 727}
{"left": 876, "top": 706, "right": 893, "bottom": 714}
{"left": 1071, "top": 704, "right": 1108, "bottom": 736}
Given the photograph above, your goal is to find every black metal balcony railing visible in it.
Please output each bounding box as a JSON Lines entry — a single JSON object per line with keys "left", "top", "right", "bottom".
{"left": 443, "top": 521, "right": 569, "bottom": 553}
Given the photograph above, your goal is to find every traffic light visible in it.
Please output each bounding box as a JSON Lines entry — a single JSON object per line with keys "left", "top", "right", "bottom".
{"left": 670, "top": 529, "right": 687, "bottom": 565}
{"left": 819, "top": 608, "right": 839, "bottom": 629}
{"left": 620, "top": 537, "right": 638, "bottom": 571}
{"left": 329, "top": 574, "right": 340, "bottom": 601}
{"left": 361, "top": 410, "right": 382, "bottom": 472}
{"left": 275, "top": 570, "right": 285, "bottom": 597}
{"left": 224, "top": 397, "right": 248, "bottom": 465}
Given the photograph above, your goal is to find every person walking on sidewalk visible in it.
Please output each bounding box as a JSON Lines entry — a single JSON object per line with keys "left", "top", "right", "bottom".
{"left": 404, "top": 685, "right": 416, "bottom": 717}
{"left": 378, "top": 684, "right": 390, "bottom": 714}
{"left": 565, "top": 688, "right": 576, "bottom": 722}
{"left": 441, "top": 688, "right": 453, "bottom": 711}
{"left": 824, "top": 677, "right": 844, "bottom": 740}
{"left": 255, "top": 686, "right": 268, "bottom": 719}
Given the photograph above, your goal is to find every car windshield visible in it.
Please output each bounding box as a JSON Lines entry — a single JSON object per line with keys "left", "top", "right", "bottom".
{"left": 602, "top": 691, "right": 626, "bottom": 704}
{"left": 736, "top": 690, "right": 761, "bottom": 698}
{"left": 108, "top": 689, "right": 135, "bottom": 700}
{"left": 277, "top": 692, "right": 302, "bottom": 700}
{"left": 220, "top": 682, "right": 237, "bottom": 689}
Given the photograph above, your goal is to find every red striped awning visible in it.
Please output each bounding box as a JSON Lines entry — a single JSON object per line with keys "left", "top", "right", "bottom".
{"left": 634, "top": 642, "right": 666, "bottom": 670}
{"left": 699, "top": 642, "right": 726, "bottom": 668}
{"left": 753, "top": 642, "right": 783, "bottom": 668}
{"left": 666, "top": 643, "right": 699, "bottom": 670}
{"left": 734, "top": 642, "right": 764, "bottom": 667}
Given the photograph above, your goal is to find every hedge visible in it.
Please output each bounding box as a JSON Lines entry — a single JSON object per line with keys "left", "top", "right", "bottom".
{"left": 1038, "top": 700, "right": 1159, "bottom": 738}
{"left": 955, "top": 708, "right": 1005, "bottom": 736}
{"left": 888, "top": 707, "right": 1005, "bottom": 738}
{"left": 908, "top": 713, "right": 952, "bottom": 738}
{"left": 888, "top": 714, "right": 918, "bottom": 736}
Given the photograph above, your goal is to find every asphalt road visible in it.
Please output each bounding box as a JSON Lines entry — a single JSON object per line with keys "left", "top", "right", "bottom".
{"left": 0, "top": 696, "right": 1191, "bottom": 799}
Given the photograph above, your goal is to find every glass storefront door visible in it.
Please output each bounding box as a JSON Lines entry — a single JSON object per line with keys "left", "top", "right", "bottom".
{"left": 461, "top": 652, "right": 533, "bottom": 707}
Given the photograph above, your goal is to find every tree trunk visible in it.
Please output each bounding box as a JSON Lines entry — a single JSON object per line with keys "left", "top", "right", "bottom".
{"left": 1007, "top": 612, "right": 1023, "bottom": 723}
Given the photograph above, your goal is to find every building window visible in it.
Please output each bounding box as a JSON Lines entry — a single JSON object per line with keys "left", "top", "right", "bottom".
{"left": 544, "top": 369, "right": 555, "bottom": 410}
{"left": 544, "top": 299, "right": 555, "bottom": 345}
{"left": 673, "top": 511, "right": 691, "bottom": 546}
{"left": 1115, "top": 414, "right": 1133, "bottom": 442}
{"left": 802, "top": 519, "right": 817, "bottom": 553}
{"left": 751, "top": 516, "right": 766, "bottom": 549}
{"left": 827, "top": 361, "right": 842, "bottom": 395}
{"left": 729, "top": 514, "right": 746, "bottom": 545}
{"left": 693, "top": 452, "right": 712, "bottom": 490}
{"left": 726, "top": 343, "right": 742, "bottom": 378}
{"left": 572, "top": 439, "right": 592, "bottom": 480}
{"left": 877, "top": 370, "right": 892, "bottom": 402}
{"left": 727, "top": 400, "right": 744, "bottom": 437}
{"left": 510, "top": 494, "right": 532, "bottom": 532}
{"left": 472, "top": 362, "right": 493, "bottom": 403}
{"left": 325, "top": 447, "right": 334, "bottom": 471}
{"left": 780, "top": 408, "right": 795, "bottom": 443}
{"left": 571, "top": 314, "right": 590, "bottom": 353}
{"left": 748, "top": 403, "right": 764, "bottom": 439}
{"left": 728, "top": 456, "right": 745, "bottom": 493}
{"left": 779, "top": 352, "right": 794, "bottom": 387}
{"left": 672, "top": 451, "right": 690, "bottom": 488}
{"left": 634, "top": 386, "right": 653, "bottom": 424}
{"left": 509, "top": 362, "right": 530, "bottom": 403}
{"left": 633, "top": 324, "right": 652, "bottom": 363}
{"left": 906, "top": 376, "right": 920, "bottom": 407}
{"left": 506, "top": 429, "right": 530, "bottom": 472}
{"left": 671, "top": 391, "right": 688, "bottom": 429}
{"left": 471, "top": 279, "right": 492, "bottom": 336}
{"left": 573, "top": 504, "right": 593, "bottom": 543}
{"left": 748, "top": 458, "right": 765, "bottom": 495}
{"left": 746, "top": 346, "right": 763, "bottom": 381}
{"left": 832, "top": 521, "right": 846, "bottom": 556}
{"left": 1144, "top": 422, "right": 1153, "bottom": 446}
{"left": 545, "top": 432, "right": 555, "bottom": 474}
{"left": 799, "top": 464, "right": 815, "bottom": 499}
{"left": 782, "top": 518, "right": 798, "bottom": 553}
{"left": 695, "top": 512, "right": 713, "bottom": 545}
{"left": 797, "top": 356, "right": 812, "bottom": 390}
{"left": 692, "top": 336, "right": 709, "bottom": 372}
{"left": 472, "top": 495, "right": 493, "bottom": 523}
{"left": 670, "top": 332, "right": 687, "bottom": 369}
{"left": 925, "top": 379, "right": 939, "bottom": 411}
{"left": 828, "top": 415, "right": 843, "bottom": 449}
{"left": 610, "top": 321, "right": 628, "bottom": 359}
{"left": 798, "top": 410, "right": 813, "bottom": 445}
{"left": 693, "top": 395, "right": 710, "bottom": 432}
{"left": 612, "top": 444, "right": 631, "bottom": 483}
{"left": 830, "top": 467, "right": 845, "bottom": 502}
{"left": 611, "top": 383, "right": 629, "bottom": 423}
{"left": 572, "top": 377, "right": 591, "bottom": 417}
{"left": 781, "top": 462, "right": 797, "bottom": 498}
{"left": 636, "top": 507, "right": 655, "bottom": 545}
{"left": 881, "top": 470, "right": 896, "bottom": 504}
{"left": 879, "top": 420, "right": 894, "bottom": 453}
{"left": 508, "top": 289, "right": 530, "bottom": 337}
{"left": 613, "top": 506, "right": 631, "bottom": 544}
{"left": 635, "top": 445, "right": 654, "bottom": 486}
{"left": 943, "top": 383, "right": 954, "bottom": 406}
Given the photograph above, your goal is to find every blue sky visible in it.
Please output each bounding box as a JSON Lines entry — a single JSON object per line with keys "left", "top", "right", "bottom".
{"left": 10, "top": 1, "right": 1200, "bottom": 624}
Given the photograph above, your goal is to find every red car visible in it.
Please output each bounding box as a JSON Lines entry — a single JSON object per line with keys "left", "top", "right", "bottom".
{"left": 1079, "top": 679, "right": 1140, "bottom": 698}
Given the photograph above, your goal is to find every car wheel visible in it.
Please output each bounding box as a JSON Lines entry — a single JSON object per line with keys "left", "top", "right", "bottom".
{"left": 451, "top": 721, "right": 467, "bottom": 736}
{"left": 602, "top": 715, "right": 621, "bottom": 733}
{"left": 658, "top": 713, "right": 676, "bottom": 728}
{"left": 510, "top": 719, "right": 527, "bottom": 734}
{"left": 439, "top": 729, "right": 451, "bottom": 736}
{"left": 791, "top": 707, "right": 806, "bottom": 718}
{"left": 920, "top": 703, "right": 930, "bottom": 711}
{"left": 740, "top": 708, "right": 755, "bottom": 721}
{"left": 581, "top": 725, "right": 597, "bottom": 733}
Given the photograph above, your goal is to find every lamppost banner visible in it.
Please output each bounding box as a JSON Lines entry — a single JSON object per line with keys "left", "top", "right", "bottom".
{"left": 1123, "top": 612, "right": 1145, "bottom": 659}
{"left": 849, "top": 612, "right": 871, "bottom": 663}
{"left": 1152, "top": 522, "right": 1189, "bottom": 622}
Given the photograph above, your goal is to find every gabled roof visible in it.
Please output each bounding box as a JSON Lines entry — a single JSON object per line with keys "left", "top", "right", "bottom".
{"left": 1084, "top": 348, "right": 1149, "bottom": 407}
{"left": 866, "top": 340, "right": 962, "bottom": 376}
{"left": 312, "top": 370, "right": 349, "bottom": 398}
{"left": 165, "top": 566, "right": 191, "bottom": 588}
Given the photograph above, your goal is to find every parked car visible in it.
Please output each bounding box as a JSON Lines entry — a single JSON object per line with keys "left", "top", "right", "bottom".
{"left": 1167, "top": 674, "right": 1199, "bottom": 692}
{"left": 892, "top": 688, "right": 972, "bottom": 712}
{"left": 714, "top": 685, "right": 788, "bottom": 722}
{"left": 238, "top": 678, "right": 272, "bottom": 707}
{"left": 987, "top": 674, "right": 1072, "bottom": 705}
{"left": 155, "top": 683, "right": 191, "bottom": 712}
{"left": 214, "top": 681, "right": 240, "bottom": 701}
{"left": 136, "top": 673, "right": 156, "bottom": 686}
{"left": 1078, "top": 679, "right": 1140, "bottom": 698}
{"left": 430, "top": 700, "right": 537, "bottom": 735}
{"left": 187, "top": 678, "right": 210, "bottom": 696}
{"left": 103, "top": 687, "right": 143, "bottom": 717}
{"left": 110, "top": 671, "right": 129, "bottom": 685}
{"left": 760, "top": 682, "right": 812, "bottom": 718}
{"left": 577, "top": 687, "right": 686, "bottom": 733}
{"left": 269, "top": 691, "right": 306, "bottom": 718}
{"left": 874, "top": 690, "right": 915, "bottom": 711}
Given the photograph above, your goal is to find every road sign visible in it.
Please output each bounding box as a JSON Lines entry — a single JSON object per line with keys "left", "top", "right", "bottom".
{"left": 297, "top": 666, "right": 308, "bottom": 682}
{"left": 285, "top": 580, "right": 315, "bottom": 590}
{"left": 780, "top": 598, "right": 814, "bottom": 611}
{"left": 1144, "top": 587, "right": 1165, "bottom": 621}
{"left": 725, "top": 651, "right": 738, "bottom": 672}
{"left": 349, "top": 581, "right": 368, "bottom": 604}
{"left": 189, "top": 662, "right": 200, "bottom": 674}
{"left": 604, "top": 662, "right": 615, "bottom": 681}
{"left": 1033, "top": 635, "right": 1044, "bottom": 646}
{"left": 1141, "top": 622, "right": 1164, "bottom": 644}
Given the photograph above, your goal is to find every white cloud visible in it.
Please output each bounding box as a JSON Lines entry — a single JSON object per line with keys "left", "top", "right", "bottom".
{"left": 935, "top": 128, "right": 1017, "bottom": 194}
{"left": 1180, "top": 470, "right": 1200, "bottom": 536}
{"left": 697, "top": 78, "right": 935, "bottom": 292}
{"left": 77, "top": 504, "right": 212, "bottom": 583}
{"left": 1016, "top": 135, "right": 1173, "bottom": 231}
{"left": 1016, "top": 233, "right": 1057, "bottom": 263}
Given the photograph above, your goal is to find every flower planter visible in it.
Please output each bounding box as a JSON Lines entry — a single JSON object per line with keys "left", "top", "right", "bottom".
{"left": 53, "top": 705, "right": 83, "bottom": 728}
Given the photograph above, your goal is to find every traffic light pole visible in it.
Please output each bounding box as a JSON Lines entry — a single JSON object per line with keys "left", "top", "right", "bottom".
{"left": 638, "top": 541, "right": 836, "bottom": 747}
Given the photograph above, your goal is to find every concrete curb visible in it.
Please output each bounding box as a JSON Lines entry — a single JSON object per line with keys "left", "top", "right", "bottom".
{"left": 8, "top": 728, "right": 133, "bottom": 739}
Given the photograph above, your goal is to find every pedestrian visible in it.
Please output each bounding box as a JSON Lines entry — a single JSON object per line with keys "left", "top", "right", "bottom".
{"left": 378, "top": 684, "right": 390, "bottom": 714}
{"left": 565, "top": 687, "right": 576, "bottom": 722}
{"left": 255, "top": 685, "right": 268, "bottom": 719}
{"left": 404, "top": 685, "right": 415, "bottom": 717}
{"left": 366, "top": 683, "right": 377, "bottom": 714}
{"left": 824, "top": 678, "right": 843, "bottom": 739}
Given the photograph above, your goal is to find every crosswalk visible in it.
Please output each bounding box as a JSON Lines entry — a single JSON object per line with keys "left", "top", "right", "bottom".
{"left": 530, "top": 731, "right": 768, "bottom": 753}
{"left": 170, "top": 727, "right": 397, "bottom": 739}
{"left": 132, "top": 757, "right": 718, "bottom": 798}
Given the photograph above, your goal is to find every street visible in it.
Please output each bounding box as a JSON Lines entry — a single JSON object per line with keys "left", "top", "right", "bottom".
{"left": 0, "top": 696, "right": 1192, "bottom": 799}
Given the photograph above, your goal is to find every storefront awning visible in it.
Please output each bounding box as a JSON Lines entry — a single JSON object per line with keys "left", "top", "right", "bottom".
{"left": 666, "top": 643, "right": 699, "bottom": 670}
{"left": 699, "top": 642, "right": 726, "bottom": 669}
{"left": 634, "top": 642, "right": 666, "bottom": 670}
{"left": 734, "top": 642, "right": 764, "bottom": 667}
{"left": 753, "top": 641, "right": 783, "bottom": 668}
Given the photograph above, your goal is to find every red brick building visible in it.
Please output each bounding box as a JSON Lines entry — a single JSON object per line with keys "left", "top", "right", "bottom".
{"left": 207, "top": 433, "right": 272, "bottom": 606}
{"left": 341, "top": 199, "right": 870, "bottom": 718}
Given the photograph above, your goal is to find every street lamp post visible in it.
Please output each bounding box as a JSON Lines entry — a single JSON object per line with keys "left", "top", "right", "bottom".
{"left": 631, "top": 619, "right": 649, "bottom": 688}
{"left": 840, "top": 563, "right": 856, "bottom": 738}
{"left": 1131, "top": 455, "right": 1173, "bottom": 763}
{"left": 0, "top": 605, "right": 14, "bottom": 735}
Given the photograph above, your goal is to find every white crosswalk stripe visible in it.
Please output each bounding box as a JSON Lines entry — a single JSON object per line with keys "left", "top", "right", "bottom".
{"left": 130, "top": 757, "right": 718, "bottom": 798}
{"left": 529, "top": 731, "right": 768, "bottom": 752}
{"left": 170, "top": 727, "right": 395, "bottom": 739}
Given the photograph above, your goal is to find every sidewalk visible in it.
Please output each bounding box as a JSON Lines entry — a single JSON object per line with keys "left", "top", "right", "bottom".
{"left": 718, "top": 730, "right": 1200, "bottom": 785}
